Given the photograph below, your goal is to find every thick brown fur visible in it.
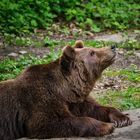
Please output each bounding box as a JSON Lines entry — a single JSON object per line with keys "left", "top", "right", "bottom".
{"left": 0, "top": 41, "right": 132, "bottom": 140}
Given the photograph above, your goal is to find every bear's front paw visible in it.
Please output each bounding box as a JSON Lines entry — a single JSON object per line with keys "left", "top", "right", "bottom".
{"left": 97, "top": 122, "right": 115, "bottom": 136}
{"left": 109, "top": 108, "right": 132, "bottom": 128}
{"left": 94, "top": 122, "right": 114, "bottom": 136}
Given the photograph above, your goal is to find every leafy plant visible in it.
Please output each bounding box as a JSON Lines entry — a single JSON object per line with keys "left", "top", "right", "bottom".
{"left": 0, "top": 0, "right": 139, "bottom": 34}
{"left": 0, "top": 51, "right": 60, "bottom": 81}
{"left": 44, "top": 37, "right": 60, "bottom": 47}
{"left": 97, "top": 87, "right": 140, "bottom": 110}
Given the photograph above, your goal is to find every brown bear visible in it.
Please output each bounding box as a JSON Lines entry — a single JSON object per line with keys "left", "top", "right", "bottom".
{"left": 0, "top": 41, "right": 132, "bottom": 140}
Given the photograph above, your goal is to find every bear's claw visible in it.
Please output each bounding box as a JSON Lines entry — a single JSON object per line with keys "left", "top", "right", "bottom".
{"left": 109, "top": 109, "right": 132, "bottom": 128}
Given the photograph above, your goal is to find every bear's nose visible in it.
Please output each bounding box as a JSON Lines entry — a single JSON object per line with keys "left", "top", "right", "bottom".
{"left": 111, "top": 45, "right": 116, "bottom": 52}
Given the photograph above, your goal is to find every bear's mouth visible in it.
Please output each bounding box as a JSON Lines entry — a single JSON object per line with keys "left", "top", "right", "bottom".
{"left": 102, "top": 54, "right": 116, "bottom": 69}
{"left": 110, "top": 54, "right": 116, "bottom": 62}
{"left": 105, "top": 53, "right": 116, "bottom": 64}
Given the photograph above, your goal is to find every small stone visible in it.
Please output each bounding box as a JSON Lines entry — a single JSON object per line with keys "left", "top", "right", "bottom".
{"left": 19, "top": 50, "right": 27, "bottom": 55}
{"left": 86, "top": 31, "right": 94, "bottom": 37}
{"left": 0, "top": 42, "right": 3, "bottom": 47}
{"left": 135, "top": 52, "right": 140, "bottom": 58}
{"left": 69, "top": 23, "right": 76, "bottom": 29}
{"left": 8, "top": 52, "right": 18, "bottom": 57}
{"left": 118, "top": 50, "right": 124, "bottom": 54}
{"left": 78, "top": 29, "right": 82, "bottom": 35}
{"left": 113, "top": 85, "right": 119, "bottom": 89}
{"left": 72, "top": 28, "right": 79, "bottom": 33}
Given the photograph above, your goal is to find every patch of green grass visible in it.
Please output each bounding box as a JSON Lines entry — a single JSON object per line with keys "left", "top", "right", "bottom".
{"left": 3, "top": 33, "right": 34, "bottom": 47}
{"left": 97, "top": 87, "right": 140, "bottom": 111}
{"left": 44, "top": 37, "right": 61, "bottom": 47}
{"left": 0, "top": 51, "right": 60, "bottom": 81}
{"left": 85, "top": 40, "right": 106, "bottom": 48}
{"left": 119, "top": 39, "right": 140, "bottom": 50}
{"left": 97, "top": 65, "right": 140, "bottom": 110}
{"left": 105, "top": 65, "right": 140, "bottom": 83}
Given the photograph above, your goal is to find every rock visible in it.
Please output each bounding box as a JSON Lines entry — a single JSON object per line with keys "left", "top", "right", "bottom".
{"left": 135, "top": 52, "right": 140, "bottom": 58}
{"left": 78, "top": 29, "right": 83, "bottom": 35}
{"left": 72, "top": 28, "right": 79, "bottom": 34}
{"left": 94, "top": 33, "right": 127, "bottom": 43}
{"left": 118, "top": 50, "right": 124, "bottom": 55}
{"left": 19, "top": 50, "right": 27, "bottom": 55}
{"left": 69, "top": 23, "right": 76, "bottom": 29}
{"left": 19, "top": 109, "right": 140, "bottom": 140}
{"left": 86, "top": 31, "right": 94, "bottom": 37}
{"left": 8, "top": 52, "right": 18, "bottom": 57}
{"left": 0, "top": 42, "right": 3, "bottom": 47}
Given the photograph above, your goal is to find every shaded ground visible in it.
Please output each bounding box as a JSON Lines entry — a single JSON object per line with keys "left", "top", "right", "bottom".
{"left": 19, "top": 108, "right": 140, "bottom": 140}
{"left": 0, "top": 30, "right": 139, "bottom": 60}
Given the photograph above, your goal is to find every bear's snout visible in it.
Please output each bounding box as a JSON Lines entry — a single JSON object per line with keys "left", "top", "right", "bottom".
{"left": 111, "top": 45, "right": 116, "bottom": 54}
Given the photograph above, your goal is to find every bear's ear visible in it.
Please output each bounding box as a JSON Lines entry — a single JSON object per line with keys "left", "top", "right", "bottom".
{"left": 60, "top": 46, "right": 75, "bottom": 74}
{"left": 62, "top": 45, "right": 75, "bottom": 59}
{"left": 74, "top": 40, "right": 84, "bottom": 48}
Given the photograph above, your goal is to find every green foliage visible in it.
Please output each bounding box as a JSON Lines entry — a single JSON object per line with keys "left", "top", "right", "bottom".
{"left": 120, "top": 65, "right": 140, "bottom": 83}
{"left": 97, "top": 87, "right": 140, "bottom": 110}
{"left": 4, "top": 33, "right": 33, "bottom": 46}
{"left": 0, "top": 52, "right": 60, "bottom": 81}
{"left": 119, "top": 39, "right": 140, "bottom": 50}
{"left": 0, "top": 0, "right": 140, "bottom": 34}
{"left": 105, "top": 65, "right": 140, "bottom": 83}
{"left": 44, "top": 37, "right": 60, "bottom": 47}
{"left": 0, "top": 0, "right": 54, "bottom": 34}
{"left": 99, "top": 64, "right": 140, "bottom": 110}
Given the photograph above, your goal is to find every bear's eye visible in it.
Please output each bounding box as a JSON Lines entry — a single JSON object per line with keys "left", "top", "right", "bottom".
{"left": 90, "top": 51, "right": 95, "bottom": 56}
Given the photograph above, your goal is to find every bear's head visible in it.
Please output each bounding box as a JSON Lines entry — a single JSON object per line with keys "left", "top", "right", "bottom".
{"left": 60, "top": 40, "right": 116, "bottom": 82}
